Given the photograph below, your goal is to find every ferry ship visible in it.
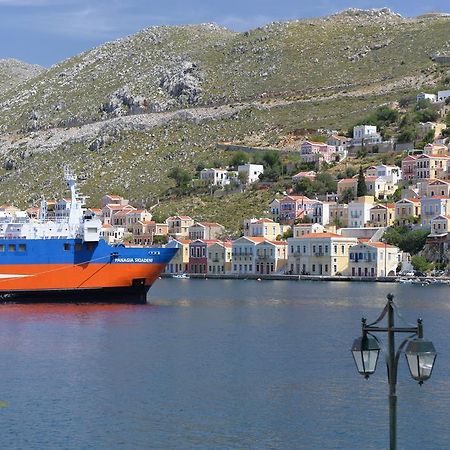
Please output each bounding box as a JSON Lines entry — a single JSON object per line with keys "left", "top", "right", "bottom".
{"left": 0, "top": 169, "right": 177, "bottom": 303}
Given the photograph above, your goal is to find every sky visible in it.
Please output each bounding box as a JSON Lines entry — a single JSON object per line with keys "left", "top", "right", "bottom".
{"left": 0, "top": 0, "right": 449, "bottom": 67}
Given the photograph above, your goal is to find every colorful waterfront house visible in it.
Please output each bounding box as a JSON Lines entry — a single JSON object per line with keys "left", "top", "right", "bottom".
{"left": 125, "top": 209, "right": 152, "bottom": 232}
{"left": 200, "top": 168, "right": 230, "bottom": 186}
{"left": 188, "top": 239, "right": 210, "bottom": 274}
{"left": 207, "top": 241, "right": 232, "bottom": 274}
{"left": 132, "top": 221, "right": 168, "bottom": 246}
{"left": 401, "top": 155, "right": 417, "bottom": 181}
{"left": 420, "top": 196, "right": 450, "bottom": 227}
{"left": 328, "top": 203, "right": 349, "bottom": 227}
{"left": 310, "top": 201, "right": 331, "bottom": 225}
{"left": 111, "top": 209, "right": 131, "bottom": 228}
{"left": 100, "top": 194, "right": 129, "bottom": 209}
{"left": 188, "top": 222, "right": 225, "bottom": 241}
{"left": 166, "top": 215, "right": 194, "bottom": 238}
{"left": 348, "top": 242, "right": 399, "bottom": 277}
{"left": 299, "top": 141, "right": 336, "bottom": 166}
{"left": 279, "top": 195, "right": 314, "bottom": 224}
{"left": 102, "top": 204, "right": 135, "bottom": 225}
{"left": 85, "top": 207, "right": 103, "bottom": 222}
{"left": 255, "top": 240, "right": 288, "bottom": 275}
{"left": 286, "top": 232, "right": 358, "bottom": 275}
{"left": 231, "top": 236, "right": 264, "bottom": 275}
{"left": 348, "top": 196, "right": 376, "bottom": 228}
{"left": 237, "top": 163, "right": 264, "bottom": 184}
{"left": 368, "top": 204, "right": 395, "bottom": 227}
{"left": 165, "top": 238, "right": 190, "bottom": 274}
{"left": 245, "top": 218, "right": 281, "bottom": 240}
{"left": 430, "top": 215, "right": 450, "bottom": 236}
{"left": 415, "top": 154, "right": 449, "bottom": 181}
{"left": 269, "top": 198, "right": 281, "bottom": 222}
{"left": 99, "top": 224, "right": 125, "bottom": 244}
{"left": 423, "top": 143, "right": 449, "bottom": 156}
{"left": 292, "top": 171, "right": 317, "bottom": 183}
{"left": 394, "top": 198, "right": 421, "bottom": 225}
{"left": 426, "top": 179, "right": 450, "bottom": 197}
{"left": 337, "top": 178, "right": 357, "bottom": 199}
{"left": 293, "top": 223, "right": 325, "bottom": 237}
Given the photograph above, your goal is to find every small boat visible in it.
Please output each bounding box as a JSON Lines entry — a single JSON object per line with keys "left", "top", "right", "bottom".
{"left": 173, "top": 273, "right": 190, "bottom": 279}
{"left": 398, "top": 278, "right": 414, "bottom": 284}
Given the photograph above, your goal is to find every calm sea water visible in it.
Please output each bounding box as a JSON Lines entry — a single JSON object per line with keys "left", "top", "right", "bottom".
{"left": 0, "top": 280, "right": 449, "bottom": 449}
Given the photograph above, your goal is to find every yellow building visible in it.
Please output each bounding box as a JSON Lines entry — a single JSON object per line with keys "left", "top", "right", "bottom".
{"left": 165, "top": 239, "right": 190, "bottom": 274}
{"left": 287, "top": 233, "right": 358, "bottom": 275}
{"left": 166, "top": 216, "right": 195, "bottom": 238}
{"left": 369, "top": 204, "right": 395, "bottom": 227}
{"left": 207, "top": 241, "right": 232, "bottom": 274}
{"left": 255, "top": 240, "right": 288, "bottom": 275}
{"left": 394, "top": 199, "right": 421, "bottom": 225}
{"left": 430, "top": 215, "right": 450, "bottom": 236}
{"left": 245, "top": 218, "right": 281, "bottom": 240}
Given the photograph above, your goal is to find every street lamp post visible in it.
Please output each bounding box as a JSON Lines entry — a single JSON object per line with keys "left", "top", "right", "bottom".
{"left": 351, "top": 293, "right": 437, "bottom": 450}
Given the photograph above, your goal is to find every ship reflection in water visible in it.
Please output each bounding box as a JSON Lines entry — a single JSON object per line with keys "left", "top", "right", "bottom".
{"left": 0, "top": 279, "right": 449, "bottom": 449}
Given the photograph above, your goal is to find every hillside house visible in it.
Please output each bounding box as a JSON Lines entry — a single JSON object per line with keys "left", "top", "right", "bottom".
{"left": 188, "top": 222, "right": 225, "bottom": 240}
{"left": 394, "top": 198, "right": 421, "bottom": 225}
{"left": 352, "top": 125, "right": 382, "bottom": 146}
{"left": 238, "top": 164, "right": 264, "bottom": 184}
{"left": 200, "top": 168, "right": 230, "bottom": 186}
{"left": 166, "top": 216, "right": 194, "bottom": 238}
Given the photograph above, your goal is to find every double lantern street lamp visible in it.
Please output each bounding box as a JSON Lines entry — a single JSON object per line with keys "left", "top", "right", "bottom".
{"left": 351, "top": 293, "right": 437, "bottom": 450}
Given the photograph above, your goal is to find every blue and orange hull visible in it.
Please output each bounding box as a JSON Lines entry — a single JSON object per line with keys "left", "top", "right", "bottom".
{"left": 0, "top": 239, "right": 177, "bottom": 303}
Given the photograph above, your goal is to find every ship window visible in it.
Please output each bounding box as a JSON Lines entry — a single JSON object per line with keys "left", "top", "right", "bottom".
{"left": 75, "top": 243, "right": 82, "bottom": 252}
{"left": 64, "top": 243, "right": 71, "bottom": 251}
{"left": 18, "top": 244, "right": 26, "bottom": 252}
{"left": 0, "top": 244, "right": 4, "bottom": 252}
{"left": 87, "top": 243, "right": 94, "bottom": 252}
{"left": 8, "top": 244, "right": 16, "bottom": 252}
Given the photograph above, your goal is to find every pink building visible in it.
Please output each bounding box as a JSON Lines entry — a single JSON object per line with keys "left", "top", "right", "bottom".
{"left": 279, "top": 195, "right": 315, "bottom": 224}
{"left": 299, "top": 141, "right": 336, "bottom": 165}
{"left": 401, "top": 155, "right": 417, "bottom": 181}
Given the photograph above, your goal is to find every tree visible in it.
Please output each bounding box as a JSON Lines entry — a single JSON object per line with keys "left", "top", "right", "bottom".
{"left": 356, "top": 166, "right": 367, "bottom": 197}
{"left": 340, "top": 188, "right": 355, "bottom": 204}
{"left": 230, "top": 151, "right": 249, "bottom": 168}
{"left": 411, "top": 255, "right": 431, "bottom": 273}
{"left": 383, "top": 228, "right": 429, "bottom": 255}
{"left": 168, "top": 167, "right": 191, "bottom": 189}
{"left": 293, "top": 178, "right": 314, "bottom": 196}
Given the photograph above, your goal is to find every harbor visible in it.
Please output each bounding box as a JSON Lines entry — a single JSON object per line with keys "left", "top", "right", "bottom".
{"left": 0, "top": 279, "right": 447, "bottom": 448}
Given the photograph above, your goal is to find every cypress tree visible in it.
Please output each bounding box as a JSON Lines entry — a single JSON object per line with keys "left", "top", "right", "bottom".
{"left": 357, "top": 166, "right": 367, "bottom": 197}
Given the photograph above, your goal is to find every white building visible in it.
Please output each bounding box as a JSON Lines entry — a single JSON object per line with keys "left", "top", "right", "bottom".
{"left": 348, "top": 196, "right": 376, "bottom": 228}
{"left": 310, "top": 201, "right": 331, "bottom": 226}
{"left": 416, "top": 92, "right": 437, "bottom": 103}
{"left": 348, "top": 242, "right": 400, "bottom": 277}
{"left": 365, "top": 165, "right": 402, "bottom": 185}
{"left": 200, "top": 168, "right": 230, "bottom": 186}
{"left": 238, "top": 164, "right": 264, "bottom": 184}
{"left": 437, "top": 90, "right": 450, "bottom": 103}
{"left": 352, "top": 125, "right": 382, "bottom": 146}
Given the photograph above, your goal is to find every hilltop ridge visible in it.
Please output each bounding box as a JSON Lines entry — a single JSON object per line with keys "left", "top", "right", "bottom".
{"left": 0, "top": 9, "right": 448, "bottom": 211}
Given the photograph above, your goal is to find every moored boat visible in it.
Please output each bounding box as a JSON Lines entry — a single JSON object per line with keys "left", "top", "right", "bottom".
{"left": 0, "top": 168, "right": 176, "bottom": 303}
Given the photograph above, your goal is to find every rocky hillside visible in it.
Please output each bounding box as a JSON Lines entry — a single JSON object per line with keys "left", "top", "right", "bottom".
{"left": 0, "top": 59, "right": 45, "bottom": 95}
{"left": 0, "top": 8, "right": 449, "bottom": 212}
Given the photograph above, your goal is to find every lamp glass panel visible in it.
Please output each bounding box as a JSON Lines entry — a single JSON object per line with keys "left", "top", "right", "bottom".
{"left": 352, "top": 350, "right": 364, "bottom": 373}
{"left": 406, "top": 354, "right": 420, "bottom": 378}
{"left": 419, "top": 354, "right": 436, "bottom": 379}
{"left": 362, "top": 349, "right": 379, "bottom": 373}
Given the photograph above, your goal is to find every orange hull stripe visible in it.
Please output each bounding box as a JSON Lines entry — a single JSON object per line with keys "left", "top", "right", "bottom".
{"left": 0, "top": 263, "right": 166, "bottom": 291}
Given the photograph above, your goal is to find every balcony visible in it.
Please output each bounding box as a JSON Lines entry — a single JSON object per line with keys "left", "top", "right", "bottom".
{"left": 314, "top": 252, "right": 325, "bottom": 257}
